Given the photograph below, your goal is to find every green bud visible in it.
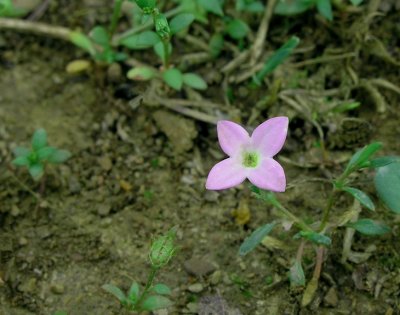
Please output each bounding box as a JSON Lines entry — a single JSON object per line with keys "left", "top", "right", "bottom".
{"left": 154, "top": 13, "right": 171, "bottom": 40}
{"left": 149, "top": 227, "right": 177, "bottom": 268}
{"left": 134, "top": 0, "right": 157, "bottom": 14}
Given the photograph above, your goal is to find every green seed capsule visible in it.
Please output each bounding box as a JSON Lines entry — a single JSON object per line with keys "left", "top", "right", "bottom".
{"left": 154, "top": 13, "right": 171, "bottom": 40}
{"left": 149, "top": 228, "right": 177, "bottom": 268}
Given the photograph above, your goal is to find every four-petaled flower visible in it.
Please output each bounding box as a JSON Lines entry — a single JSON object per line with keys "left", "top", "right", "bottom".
{"left": 206, "top": 117, "right": 289, "bottom": 192}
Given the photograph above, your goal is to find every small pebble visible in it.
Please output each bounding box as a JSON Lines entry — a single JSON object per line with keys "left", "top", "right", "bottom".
{"left": 51, "top": 283, "right": 65, "bottom": 295}
{"left": 97, "top": 204, "right": 111, "bottom": 217}
{"left": 188, "top": 283, "right": 204, "bottom": 293}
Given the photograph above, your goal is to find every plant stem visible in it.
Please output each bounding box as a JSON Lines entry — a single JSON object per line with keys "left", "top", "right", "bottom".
{"left": 162, "top": 39, "right": 170, "bottom": 68}
{"left": 318, "top": 172, "right": 348, "bottom": 232}
{"left": 318, "top": 187, "right": 336, "bottom": 232}
{"left": 136, "top": 267, "right": 158, "bottom": 309}
{"left": 113, "top": 5, "right": 182, "bottom": 44}
{"left": 109, "top": 0, "right": 124, "bottom": 39}
{"left": 273, "top": 201, "right": 313, "bottom": 233}
{"left": 301, "top": 246, "right": 324, "bottom": 307}
{"left": 0, "top": 18, "right": 71, "bottom": 41}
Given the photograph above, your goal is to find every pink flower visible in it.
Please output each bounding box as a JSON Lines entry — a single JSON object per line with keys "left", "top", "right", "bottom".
{"left": 206, "top": 117, "right": 288, "bottom": 192}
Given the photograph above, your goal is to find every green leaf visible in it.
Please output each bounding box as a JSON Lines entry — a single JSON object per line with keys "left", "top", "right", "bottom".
{"left": 154, "top": 41, "right": 172, "bottom": 64}
{"left": 331, "top": 102, "right": 360, "bottom": 113}
{"left": 128, "top": 282, "right": 140, "bottom": 302}
{"left": 350, "top": 0, "right": 364, "bottom": 6}
{"left": 316, "top": 0, "right": 333, "bottom": 21}
{"left": 236, "top": 0, "right": 264, "bottom": 12}
{"left": 37, "top": 147, "right": 57, "bottom": 162}
{"left": 53, "top": 312, "right": 68, "bottom": 315}
{"left": 253, "top": 36, "right": 300, "bottom": 86}
{"left": 47, "top": 149, "right": 71, "bottom": 164}
{"left": 127, "top": 67, "right": 156, "bottom": 81}
{"left": 90, "top": 26, "right": 110, "bottom": 47}
{"left": 345, "top": 142, "right": 382, "bottom": 173}
{"left": 102, "top": 284, "right": 127, "bottom": 303}
{"left": 141, "top": 295, "right": 173, "bottom": 311}
{"left": 120, "top": 31, "right": 160, "bottom": 49}
{"left": 289, "top": 260, "right": 305, "bottom": 287}
{"left": 162, "top": 68, "right": 183, "bottom": 90}
{"left": 209, "top": 33, "right": 224, "bottom": 58}
{"left": 225, "top": 19, "right": 249, "bottom": 40}
{"left": 70, "top": 32, "right": 96, "bottom": 56}
{"left": 246, "top": 1, "right": 264, "bottom": 12}
{"left": 347, "top": 219, "right": 390, "bottom": 236}
{"left": 0, "top": 0, "right": 26, "bottom": 17}
{"left": 32, "top": 129, "right": 47, "bottom": 151}
{"left": 239, "top": 222, "right": 276, "bottom": 256}
{"left": 29, "top": 164, "right": 44, "bottom": 181}
{"left": 342, "top": 187, "right": 375, "bottom": 211}
{"left": 374, "top": 162, "right": 400, "bottom": 213}
{"left": 151, "top": 283, "right": 172, "bottom": 295}
{"left": 134, "top": 0, "right": 157, "bottom": 11}
{"left": 274, "top": 0, "right": 314, "bottom": 15}
{"left": 13, "top": 146, "right": 30, "bottom": 157}
{"left": 12, "top": 156, "right": 30, "bottom": 167}
{"left": 368, "top": 156, "right": 400, "bottom": 169}
{"left": 183, "top": 73, "right": 207, "bottom": 90}
{"left": 169, "top": 13, "right": 195, "bottom": 34}
{"left": 295, "top": 231, "right": 331, "bottom": 246}
{"left": 198, "top": 0, "right": 224, "bottom": 16}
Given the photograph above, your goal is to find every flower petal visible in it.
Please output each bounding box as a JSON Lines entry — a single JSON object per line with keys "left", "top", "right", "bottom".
{"left": 217, "top": 120, "right": 250, "bottom": 156}
{"left": 251, "top": 117, "right": 289, "bottom": 157}
{"left": 206, "top": 158, "right": 247, "bottom": 190}
{"left": 247, "top": 158, "right": 286, "bottom": 192}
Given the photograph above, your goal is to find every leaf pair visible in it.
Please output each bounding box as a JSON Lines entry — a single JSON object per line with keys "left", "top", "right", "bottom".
{"left": 128, "top": 67, "right": 207, "bottom": 91}
{"left": 102, "top": 281, "right": 172, "bottom": 312}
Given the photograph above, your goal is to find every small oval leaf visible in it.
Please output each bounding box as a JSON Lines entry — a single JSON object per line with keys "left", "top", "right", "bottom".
{"left": 152, "top": 283, "right": 172, "bottom": 295}
{"left": 183, "top": 73, "right": 207, "bottom": 90}
{"left": 127, "top": 67, "right": 156, "bottom": 81}
{"left": 289, "top": 260, "right": 305, "bottom": 287}
{"left": 141, "top": 295, "right": 173, "bottom": 311}
{"left": 102, "top": 284, "right": 127, "bottom": 303}
{"left": 162, "top": 68, "right": 183, "bottom": 91}
{"left": 32, "top": 129, "right": 47, "bottom": 151}
{"left": 239, "top": 222, "right": 276, "bottom": 256}
{"left": 347, "top": 219, "right": 390, "bottom": 236}
{"left": 342, "top": 187, "right": 375, "bottom": 211}
{"left": 374, "top": 162, "right": 400, "bottom": 213}
{"left": 120, "top": 31, "right": 160, "bottom": 49}
{"left": 169, "top": 13, "right": 195, "bottom": 34}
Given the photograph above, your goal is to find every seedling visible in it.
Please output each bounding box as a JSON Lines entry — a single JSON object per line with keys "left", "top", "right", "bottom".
{"left": 206, "top": 118, "right": 397, "bottom": 306}
{"left": 103, "top": 227, "right": 177, "bottom": 313}
{"left": 12, "top": 129, "right": 71, "bottom": 181}
{"left": 70, "top": 0, "right": 127, "bottom": 63}
{"left": 123, "top": 0, "right": 207, "bottom": 91}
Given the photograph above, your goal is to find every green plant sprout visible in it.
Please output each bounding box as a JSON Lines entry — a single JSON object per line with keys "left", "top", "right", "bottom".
{"left": 123, "top": 0, "right": 207, "bottom": 91}
{"left": 240, "top": 142, "right": 399, "bottom": 306}
{"left": 252, "top": 36, "right": 300, "bottom": 86}
{"left": 274, "top": 0, "right": 364, "bottom": 21}
{"left": 0, "top": 0, "right": 26, "bottom": 17}
{"left": 103, "top": 227, "right": 177, "bottom": 313}
{"left": 70, "top": 0, "right": 128, "bottom": 63}
{"left": 12, "top": 129, "right": 71, "bottom": 181}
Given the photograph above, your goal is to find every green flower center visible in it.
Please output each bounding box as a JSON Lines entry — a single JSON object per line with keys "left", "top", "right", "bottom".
{"left": 242, "top": 152, "right": 259, "bottom": 168}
